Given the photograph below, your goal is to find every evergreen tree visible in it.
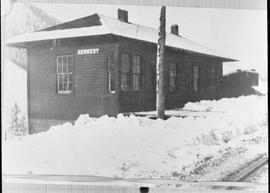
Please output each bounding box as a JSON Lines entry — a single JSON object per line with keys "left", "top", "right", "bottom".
{"left": 9, "top": 103, "right": 27, "bottom": 137}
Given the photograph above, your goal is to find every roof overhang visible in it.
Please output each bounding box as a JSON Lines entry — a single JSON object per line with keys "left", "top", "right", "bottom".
{"left": 6, "top": 26, "right": 109, "bottom": 47}
{"left": 7, "top": 33, "right": 237, "bottom": 62}
{"left": 6, "top": 14, "right": 237, "bottom": 62}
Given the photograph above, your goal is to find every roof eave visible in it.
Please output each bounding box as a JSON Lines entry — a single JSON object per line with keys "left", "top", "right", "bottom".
{"left": 212, "top": 56, "right": 238, "bottom": 62}
{"left": 6, "top": 34, "right": 238, "bottom": 62}
{"left": 167, "top": 45, "right": 238, "bottom": 62}
{"left": 6, "top": 42, "right": 27, "bottom": 48}
{"left": 224, "top": 58, "right": 238, "bottom": 62}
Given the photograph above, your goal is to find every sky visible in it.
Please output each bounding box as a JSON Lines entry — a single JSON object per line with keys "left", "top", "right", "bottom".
{"left": 32, "top": 3, "right": 267, "bottom": 79}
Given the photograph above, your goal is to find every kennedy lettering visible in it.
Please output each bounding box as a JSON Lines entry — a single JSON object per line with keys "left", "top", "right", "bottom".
{"left": 77, "top": 48, "right": 99, "bottom": 55}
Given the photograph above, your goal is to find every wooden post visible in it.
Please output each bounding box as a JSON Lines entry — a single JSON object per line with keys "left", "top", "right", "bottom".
{"left": 156, "top": 6, "right": 166, "bottom": 119}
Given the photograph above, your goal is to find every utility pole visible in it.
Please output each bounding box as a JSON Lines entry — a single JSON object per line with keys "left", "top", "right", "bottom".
{"left": 156, "top": 6, "right": 166, "bottom": 119}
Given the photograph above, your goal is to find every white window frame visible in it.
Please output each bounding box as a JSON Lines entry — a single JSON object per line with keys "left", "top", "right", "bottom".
{"left": 56, "top": 55, "right": 73, "bottom": 94}
{"left": 132, "top": 55, "right": 141, "bottom": 91}
{"left": 169, "top": 63, "right": 177, "bottom": 91}
{"left": 108, "top": 52, "right": 116, "bottom": 94}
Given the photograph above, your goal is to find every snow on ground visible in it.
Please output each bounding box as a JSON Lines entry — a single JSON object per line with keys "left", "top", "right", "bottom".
{"left": 190, "top": 129, "right": 268, "bottom": 182}
{"left": 3, "top": 58, "right": 27, "bottom": 113}
{"left": 253, "top": 80, "right": 268, "bottom": 95}
{"left": 2, "top": 59, "right": 27, "bottom": 139}
{"left": 183, "top": 95, "right": 267, "bottom": 112}
{"left": 2, "top": 95, "right": 268, "bottom": 182}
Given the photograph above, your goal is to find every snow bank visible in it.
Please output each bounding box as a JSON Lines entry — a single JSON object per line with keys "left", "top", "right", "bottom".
{"left": 3, "top": 95, "right": 267, "bottom": 179}
{"left": 183, "top": 95, "right": 267, "bottom": 112}
{"left": 3, "top": 59, "right": 27, "bottom": 113}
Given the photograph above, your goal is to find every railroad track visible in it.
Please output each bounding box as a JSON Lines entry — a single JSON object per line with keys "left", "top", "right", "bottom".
{"left": 224, "top": 155, "right": 268, "bottom": 190}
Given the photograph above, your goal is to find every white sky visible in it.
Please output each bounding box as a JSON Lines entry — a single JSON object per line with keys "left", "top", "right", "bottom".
{"left": 33, "top": 3, "right": 267, "bottom": 78}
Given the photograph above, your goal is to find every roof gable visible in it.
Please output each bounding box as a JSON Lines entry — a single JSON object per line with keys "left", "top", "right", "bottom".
{"left": 40, "top": 14, "right": 102, "bottom": 31}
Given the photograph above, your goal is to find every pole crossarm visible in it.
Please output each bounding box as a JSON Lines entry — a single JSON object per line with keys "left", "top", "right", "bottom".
{"left": 13, "top": 0, "right": 267, "bottom": 10}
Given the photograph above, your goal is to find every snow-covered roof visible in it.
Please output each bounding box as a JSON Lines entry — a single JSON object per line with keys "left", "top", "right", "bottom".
{"left": 7, "top": 14, "right": 236, "bottom": 61}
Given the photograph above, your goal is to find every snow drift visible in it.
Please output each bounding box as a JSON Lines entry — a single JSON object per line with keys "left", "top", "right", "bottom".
{"left": 3, "top": 95, "right": 268, "bottom": 179}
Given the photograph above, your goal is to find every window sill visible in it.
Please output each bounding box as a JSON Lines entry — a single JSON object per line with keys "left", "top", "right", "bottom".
{"left": 58, "top": 92, "right": 73, "bottom": 95}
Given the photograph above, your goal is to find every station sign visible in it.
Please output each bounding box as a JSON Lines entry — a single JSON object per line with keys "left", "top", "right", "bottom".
{"left": 77, "top": 48, "right": 99, "bottom": 55}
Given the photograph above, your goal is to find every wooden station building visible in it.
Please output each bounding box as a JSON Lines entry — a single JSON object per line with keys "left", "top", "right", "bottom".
{"left": 7, "top": 9, "right": 236, "bottom": 133}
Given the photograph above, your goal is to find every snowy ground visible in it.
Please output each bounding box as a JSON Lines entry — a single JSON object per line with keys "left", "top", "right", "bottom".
{"left": 2, "top": 95, "right": 268, "bottom": 187}
{"left": 2, "top": 59, "right": 28, "bottom": 140}
{"left": 2, "top": 59, "right": 27, "bottom": 113}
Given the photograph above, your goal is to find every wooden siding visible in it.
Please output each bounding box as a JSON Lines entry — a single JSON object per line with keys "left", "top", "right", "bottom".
{"left": 118, "top": 38, "right": 159, "bottom": 112}
{"left": 27, "top": 35, "right": 224, "bottom": 132}
{"left": 117, "top": 37, "right": 223, "bottom": 112}
{"left": 30, "top": 119, "right": 73, "bottom": 133}
{"left": 165, "top": 49, "right": 223, "bottom": 108}
{"left": 169, "top": 51, "right": 223, "bottom": 102}
{"left": 28, "top": 39, "right": 119, "bottom": 132}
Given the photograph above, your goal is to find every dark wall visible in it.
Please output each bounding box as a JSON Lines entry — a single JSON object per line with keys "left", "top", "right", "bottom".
{"left": 27, "top": 35, "right": 224, "bottom": 133}
{"left": 28, "top": 38, "right": 119, "bottom": 132}
{"left": 118, "top": 38, "right": 157, "bottom": 112}
{"left": 117, "top": 37, "right": 223, "bottom": 112}
{"left": 165, "top": 48, "right": 223, "bottom": 108}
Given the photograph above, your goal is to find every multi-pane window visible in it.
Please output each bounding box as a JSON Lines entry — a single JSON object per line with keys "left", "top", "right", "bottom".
{"left": 169, "top": 63, "right": 177, "bottom": 91}
{"left": 193, "top": 65, "right": 199, "bottom": 92}
{"left": 56, "top": 55, "right": 73, "bottom": 94}
{"left": 132, "top": 55, "right": 141, "bottom": 91}
{"left": 121, "top": 54, "right": 130, "bottom": 91}
{"left": 108, "top": 52, "right": 116, "bottom": 93}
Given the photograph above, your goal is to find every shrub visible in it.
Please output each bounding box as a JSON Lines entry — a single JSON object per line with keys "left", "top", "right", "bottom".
{"left": 8, "top": 102, "right": 28, "bottom": 138}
